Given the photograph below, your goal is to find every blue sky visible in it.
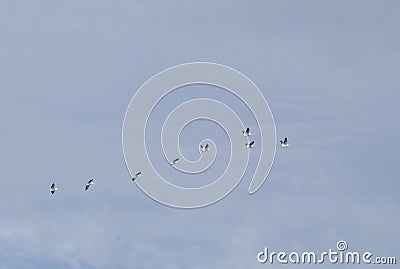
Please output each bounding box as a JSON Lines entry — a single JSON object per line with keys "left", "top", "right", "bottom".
{"left": 0, "top": 1, "right": 399, "bottom": 268}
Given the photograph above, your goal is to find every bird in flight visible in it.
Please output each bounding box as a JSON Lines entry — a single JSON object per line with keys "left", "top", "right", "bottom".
{"left": 280, "top": 137, "right": 291, "bottom": 148}
{"left": 85, "top": 179, "right": 95, "bottom": 191}
{"left": 50, "top": 182, "right": 58, "bottom": 195}
{"left": 246, "top": 141, "right": 255, "bottom": 148}
{"left": 200, "top": 144, "right": 210, "bottom": 152}
{"left": 242, "top": 127, "right": 251, "bottom": 137}
{"left": 170, "top": 157, "right": 180, "bottom": 165}
{"left": 132, "top": 172, "right": 142, "bottom": 181}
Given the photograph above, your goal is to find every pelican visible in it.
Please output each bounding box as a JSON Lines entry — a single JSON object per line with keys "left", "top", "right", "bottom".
{"left": 200, "top": 144, "right": 210, "bottom": 152}
{"left": 132, "top": 172, "right": 142, "bottom": 181}
{"left": 242, "top": 127, "right": 251, "bottom": 137}
{"left": 85, "top": 179, "right": 95, "bottom": 191}
{"left": 170, "top": 157, "right": 180, "bottom": 165}
{"left": 280, "top": 137, "right": 291, "bottom": 148}
{"left": 50, "top": 183, "right": 58, "bottom": 194}
{"left": 246, "top": 141, "right": 255, "bottom": 148}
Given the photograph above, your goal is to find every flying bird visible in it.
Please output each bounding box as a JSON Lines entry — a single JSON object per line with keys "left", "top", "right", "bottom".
{"left": 50, "top": 183, "right": 58, "bottom": 195}
{"left": 280, "top": 137, "right": 291, "bottom": 148}
{"left": 200, "top": 144, "right": 210, "bottom": 152}
{"left": 242, "top": 127, "right": 252, "bottom": 137}
{"left": 85, "top": 179, "right": 95, "bottom": 191}
{"left": 170, "top": 157, "right": 180, "bottom": 165}
{"left": 246, "top": 141, "right": 255, "bottom": 148}
{"left": 132, "top": 172, "right": 142, "bottom": 181}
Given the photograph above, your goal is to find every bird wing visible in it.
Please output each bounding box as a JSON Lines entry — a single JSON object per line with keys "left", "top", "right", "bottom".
{"left": 51, "top": 183, "right": 55, "bottom": 188}
{"left": 249, "top": 141, "right": 254, "bottom": 146}
{"left": 246, "top": 127, "right": 250, "bottom": 133}
{"left": 85, "top": 184, "right": 90, "bottom": 191}
{"left": 284, "top": 137, "right": 287, "bottom": 144}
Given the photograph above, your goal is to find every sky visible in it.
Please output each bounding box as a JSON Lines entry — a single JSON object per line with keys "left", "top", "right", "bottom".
{"left": 0, "top": 1, "right": 399, "bottom": 268}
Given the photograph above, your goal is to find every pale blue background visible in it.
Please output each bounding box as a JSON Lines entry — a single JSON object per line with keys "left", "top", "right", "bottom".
{"left": 0, "top": 1, "right": 399, "bottom": 268}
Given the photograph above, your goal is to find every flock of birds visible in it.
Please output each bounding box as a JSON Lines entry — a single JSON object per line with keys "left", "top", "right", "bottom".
{"left": 49, "top": 179, "right": 95, "bottom": 194}
{"left": 49, "top": 128, "right": 291, "bottom": 195}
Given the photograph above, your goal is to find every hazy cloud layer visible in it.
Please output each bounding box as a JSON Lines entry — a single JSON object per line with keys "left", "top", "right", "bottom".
{"left": 0, "top": 1, "right": 399, "bottom": 268}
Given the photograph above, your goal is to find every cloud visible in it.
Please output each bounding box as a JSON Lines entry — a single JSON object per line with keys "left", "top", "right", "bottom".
{"left": 0, "top": 1, "right": 399, "bottom": 268}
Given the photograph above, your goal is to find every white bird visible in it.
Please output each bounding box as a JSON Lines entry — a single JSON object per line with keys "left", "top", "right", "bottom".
{"left": 242, "top": 127, "right": 252, "bottom": 137}
{"left": 280, "top": 137, "right": 291, "bottom": 148}
{"left": 246, "top": 141, "right": 255, "bottom": 148}
{"left": 170, "top": 157, "right": 180, "bottom": 165}
{"left": 200, "top": 144, "right": 210, "bottom": 152}
{"left": 132, "top": 172, "right": 142, "bottom": 181}
{"left": 50, "top": 182, "right": 58, "bottom": 195}
{"left": 85, "top": 179, "right": 95, "bottom": 191}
